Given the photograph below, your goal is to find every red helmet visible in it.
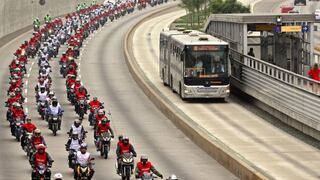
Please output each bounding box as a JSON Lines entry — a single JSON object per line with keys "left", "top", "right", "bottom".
{"left": 37, "top": 144, "right": 46, "bottom": 150}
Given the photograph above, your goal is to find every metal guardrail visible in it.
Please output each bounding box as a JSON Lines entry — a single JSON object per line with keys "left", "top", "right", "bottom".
{"left": 230, "top": 49, "right": 320, "bottom": 131}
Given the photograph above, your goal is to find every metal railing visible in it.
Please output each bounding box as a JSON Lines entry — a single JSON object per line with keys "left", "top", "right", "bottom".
{"left": 229, "top": 49, "right": 320, "bottom": 131}
{"left": 230, "top": 49, "right": 320, "bottom": 96}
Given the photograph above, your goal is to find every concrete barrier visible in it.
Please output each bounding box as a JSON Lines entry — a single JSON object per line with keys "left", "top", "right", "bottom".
{"left": 123, "top": 5, "right": 273, "bottom": 180}
{"left": 0, "top": 0, "right": 102, "bottom": 47}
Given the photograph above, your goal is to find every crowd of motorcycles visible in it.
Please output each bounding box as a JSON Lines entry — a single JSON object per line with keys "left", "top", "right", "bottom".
{"left": 3, "top": 0, "right": 179, "bottom": 180}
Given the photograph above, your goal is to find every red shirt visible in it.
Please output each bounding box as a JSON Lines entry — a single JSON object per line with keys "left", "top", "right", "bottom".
{"left": 97, "top": 123, "right": 110, "bottom": 135}
{"left": 137, "top": 161, "right": 152, "bottom": 177}
{"left": 34, "top": 152, "right": 48, "bottom": 167}
{"left": 76, "top": 90, "right": 87, "bottom": 99}
{"left": 308, "top": 68, "right": 320, "bottom": 81}
{"left": 95, "top": 115, "right": 106, "bottom": 125}
{"left": 22, "top": 123, "right": 37, "bottom": 133}
{"left": 13, "top": 109, "right": 25, "bottom": 119}
{"left": 89, "top": 100, "right": 102, "bottom": 112}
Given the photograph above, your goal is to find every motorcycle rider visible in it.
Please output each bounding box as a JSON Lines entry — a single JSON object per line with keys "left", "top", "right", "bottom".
{"left": 95, "top": 118, "right": 114, "bottom": 151}
{"left": 69, "top": 119, "right": 86, "bottom": 140}
{"left": 75, "top": 86, "right": 88, "bottom": 114}
{"left": 47, "top": 98, "right": 63, "bottom": 130}
{"left": 37, "top": 87, "right": 48, "bottom": 102}
{"left": 135, "top": 155, "right": 163, "bottom": 179}
{"left": 66, "top": 132, "right": 83, "bottom": 167}
{"left": 117, "top": 134, "right": 123, "bottom": 147}
{"left": 10, "top": 103, "right": 25, "bottom": 135}
{"left": 30, "top": 144, "right": 53, "bottom": 179}
{"left": 88, "top": 97, "right": 102, "bottom": 112}
{"left": 21, "top": 118, "right": 37, "bottom": 149}
{"left": 6, "top": 92, "right": 19, "bottom": 107}
{"left": 31, "top": 129, "right": 46, "bottom": 149}
{"left": 95, "top": 109, "right": 107, "bottom": 126}
{"left": 75, "top": 143, "right": 94, "bottom": 179}
{"left": 116, "top": 137, "right": 137, "bottom": 175}
{"left": 53, "top": 173, "right": 63, "bottom": 180}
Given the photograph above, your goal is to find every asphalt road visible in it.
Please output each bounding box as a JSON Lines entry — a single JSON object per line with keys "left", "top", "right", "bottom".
{"left": 0, "top": 3, "right": 237, "bottom": 180}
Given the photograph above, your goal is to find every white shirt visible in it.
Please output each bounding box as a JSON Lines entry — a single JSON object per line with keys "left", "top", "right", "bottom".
{"left": 70, "top": 139, "right": 81, "bottom": 151}
{"left": 76, "top": 151, "right": 90, "bottom": 166}
{"left": 38, "top": 91, "right": 48, "bottom": 101}
{"left": 71, "top": 124, "right": 84, "bottom": 139}
{"left": 48, "top": 104, "right": 61, "bottom": 115}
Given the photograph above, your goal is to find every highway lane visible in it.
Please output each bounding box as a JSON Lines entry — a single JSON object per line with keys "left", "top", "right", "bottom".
{"left": 79, "top": 3, "right": 237, "bottom": 180}
{"left": 131, "top": 4, "right": 320, "bottom": 180}
{"left": 0, "top": 2, "right": 237, "bottom": 180}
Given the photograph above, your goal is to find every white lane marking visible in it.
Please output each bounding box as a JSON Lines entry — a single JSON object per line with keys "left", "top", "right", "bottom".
{"left": 79, "top": 62, "right": 81, "bottom": 66}
{"left": 78, "top": 68, "right": 81, "bottom": 72}
{"left": 32, "top": 61, "right": 35, "bottom": 65}
{"left": 27, "top": 74, "right": 30, "bottom": 78}
{"left": 29, "top": 67, "right": 32, "bottom": 71}
{"left": 25, "top": 98, "right": 28, "bottom": 103}
{"left": 25, "top": 81, "right": 28, "bottom": 86}
{"left": 79, "top": 75, "right": 81, "bottom": 79}
{"left": 25, "top": 107, "right": 28, "bottom": 114}
{"left": 24, "top": 89, "right": 28, "bottom": 94}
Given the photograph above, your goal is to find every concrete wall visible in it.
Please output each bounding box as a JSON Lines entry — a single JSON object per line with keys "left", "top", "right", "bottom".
{"left": 0, "top": 0, "right": 101, "bottom": 39}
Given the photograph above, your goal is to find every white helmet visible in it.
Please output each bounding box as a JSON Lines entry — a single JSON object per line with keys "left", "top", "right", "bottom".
{"left": 168, "top": 174, "right": 178, "bottom": 180}
{"left": 54, "top": 173, "right": 63, "bottom": 179}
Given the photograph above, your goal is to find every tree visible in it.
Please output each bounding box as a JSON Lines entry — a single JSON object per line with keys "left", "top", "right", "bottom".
{"left": 210, "top": 0, "right": 250, "bottom": 14}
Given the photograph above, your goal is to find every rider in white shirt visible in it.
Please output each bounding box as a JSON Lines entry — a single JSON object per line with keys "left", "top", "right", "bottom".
{"left": 75, "top": 143, "right": 94, "bottom": 179}
{"left": 69, "top": 119, "right": 86, "bottom": 140}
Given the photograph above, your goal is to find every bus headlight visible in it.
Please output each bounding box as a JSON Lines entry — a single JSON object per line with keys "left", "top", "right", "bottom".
{"left": 184, "top": 89, "right": 192, "bottom": 94}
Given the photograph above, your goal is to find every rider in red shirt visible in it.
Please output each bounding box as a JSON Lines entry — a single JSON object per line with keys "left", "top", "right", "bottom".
{"left": 116, "top": 137, "right": 137, "bottom": 174}
{"left": 88, "top": 97, "right": 102, "bottom": 113}
{"left": 30, "top": 144, "right": 53, "bottom": 179}
{"left": 135, "top": 155, "right": 163, "bottom": 179}
{"left": 31, "top": 129, "right": 46, "bottom": 148}
{"left": 75, "top": 86, "right": 88, "bottom": 100}
{"left": 95, "top": 118, "right": 114, "bottom": 150}
{"left": 21, "top": 118, "right": 37, "bottom": 149}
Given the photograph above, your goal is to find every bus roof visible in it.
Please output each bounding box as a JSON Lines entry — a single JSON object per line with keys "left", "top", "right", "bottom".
{"left": 161, "top": 30, "right": 228, "bottom": 46}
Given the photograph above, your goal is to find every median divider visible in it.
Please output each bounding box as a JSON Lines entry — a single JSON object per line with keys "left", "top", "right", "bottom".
{"left": 123, "top": 5, "right": 274, "bottom": 180}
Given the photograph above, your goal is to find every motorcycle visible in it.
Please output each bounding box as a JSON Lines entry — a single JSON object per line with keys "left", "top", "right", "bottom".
{"left": 98, "top": 132, "right": 112, "bottom": 159}
{"left": 60, "top": 62, "right": 68, "bottom": 78}
{"left": 23, "top": 132, "right": 33, "bottom": 156}
{"left": 118, "top": 153, "right": 134, "bottom": 180}
{"left": 37, "top": 100, "right": 47, "bottom": 120}
{"left": 141, "top": 172, "right": 158, "bottom": 180}
{"left": 14, "top": 119, "right": 23, "bottom": 141}
{"left": 66, "top": 147, "right": 77, "bottom": 169}
{"left": 109, "top": 15, "right": 115, "bottom": 22}
{"left": 76, "top": 97, "right": 88, "bottom": 120}
{"left": 89, "top": 104, "right": 104, "bottom": 126}
{"left": 49, "top": 114, "right": 61, "bottom": 136}
{"left": 32, "top": 162, "right": 53, "bottom": 180}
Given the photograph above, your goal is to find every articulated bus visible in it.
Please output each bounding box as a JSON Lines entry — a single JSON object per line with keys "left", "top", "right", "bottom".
{"left": 159, "top": 30, "right": 230, "bottom": 99}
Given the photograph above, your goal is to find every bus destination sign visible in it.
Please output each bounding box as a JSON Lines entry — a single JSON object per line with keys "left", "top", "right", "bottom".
{"left": 193, "top": 45, "right": 220, "bottom": 51}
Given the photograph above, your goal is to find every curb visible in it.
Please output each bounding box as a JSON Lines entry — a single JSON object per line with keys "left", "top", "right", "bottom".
{"left": 123, "top": 4, "right": 274, "bottom": 180}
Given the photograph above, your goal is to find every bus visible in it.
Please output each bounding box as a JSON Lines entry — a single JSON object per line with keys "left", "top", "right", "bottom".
{"left": 159, "top": 30, "right": 230, "bottom": 99}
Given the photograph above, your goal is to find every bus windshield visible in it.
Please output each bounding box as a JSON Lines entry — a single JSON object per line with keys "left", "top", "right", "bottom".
{"left": 184, "top": 45, "right": 228, "bottom": 78}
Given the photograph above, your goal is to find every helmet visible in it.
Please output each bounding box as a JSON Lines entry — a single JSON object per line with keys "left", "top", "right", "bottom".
{"left": 93, "top": 97, "right": 98, "bottom": 101}
{"left": 168, "top": 174, "right": 178, "bottom": 180}
{"left": 37, "top": 144, "right": 46, "bottom": 150}
{"left": 98, "top": 109, "right": 104, "bottom": 115}
{"left": 34, "top": 129, "right": 41, "bottom": 135}
{"left": 74, "top": 119, "right": 81, "bottom": 125}
{"left": 26, "top": 117, "right": 32, "bottom": 122}
{"left": 123, "top": 136, "right": 129, "bottom": 144}
{"left": 15, "top": 88, "right": 21, "bottom": 93}
{"left": 140, "top": 155, "right": 148, "bottom": 163}
{"left": 101, "top": 118, "right": 109, "bottom": 124}
{"left": 9, "top": 92, "right": 15, "bottom": 97}
{"left": 16, "top": 103, "right": 22, "bottom": 108}
{"left": 49, "top": 91, "right": 55, "bottom": 96}
{"left": 80, "top": 143, "right": 87, "bottom": 149}
{"left": 53, "top": 173, "right": 63, "bottom": 180}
